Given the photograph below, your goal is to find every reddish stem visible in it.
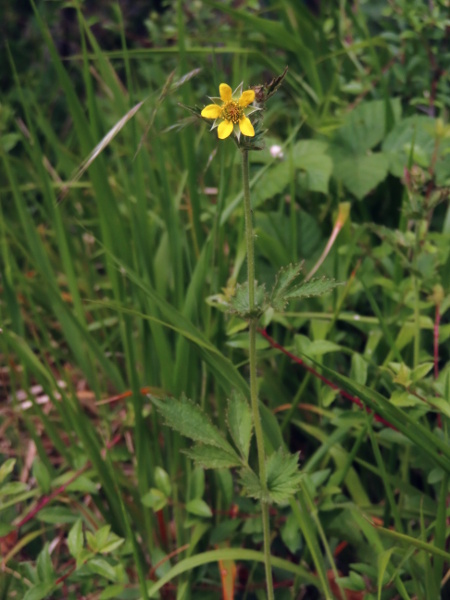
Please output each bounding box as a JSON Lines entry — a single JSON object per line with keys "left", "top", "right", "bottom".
{"left": 258, "top": 328, "right": 395, "bottom": 430}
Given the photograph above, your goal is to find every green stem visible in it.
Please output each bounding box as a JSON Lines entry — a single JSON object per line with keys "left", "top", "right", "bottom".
{"left": 242, "top": 149, "right": 274, "bottom": 600}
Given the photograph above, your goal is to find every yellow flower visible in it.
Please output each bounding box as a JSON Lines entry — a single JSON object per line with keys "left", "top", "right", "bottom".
{"left": 201, "top": 83, "right": 258, "bottom": 140}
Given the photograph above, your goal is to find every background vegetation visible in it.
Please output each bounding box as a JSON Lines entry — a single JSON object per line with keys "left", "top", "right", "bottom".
{"left": 1, "top": 0, "right": 449, "bottom": 598}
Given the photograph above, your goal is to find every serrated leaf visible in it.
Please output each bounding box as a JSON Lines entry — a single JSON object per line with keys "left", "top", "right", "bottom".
{"left": 270, "top": 262, "right": 305, "bottom": 311}
{"left": 284, "top": 277, "right": 343, "bottom": 302}
{"left": 229, "top": 282, "right": 266, "bottom": 318}
{"left": 185, "top": 498, "right": 213, "bottom": 518}
{"left": 266, "top": 449, "right": 302, "bottom": 505}
{"left": 184, "top": 445, "right": 242, "bottom": 469}
{"left": 239, "top": 467, "right": 266, "bottom": 501}
{"left": 227, "top": 391, "right": 253, "bottom": 461}
{"left": 67, "top": 518, "right": 84, "bottom": 558}
{"left": 411, "top": 362, "right": 433, "bottom": 382}
{"left": 151, "top": 396, "right": 234, "bottom": 454}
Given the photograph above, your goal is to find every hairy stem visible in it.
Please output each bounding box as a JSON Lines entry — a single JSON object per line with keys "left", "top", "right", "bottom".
{"left": 242, "top": 149, "right": 274, "bottom": 599}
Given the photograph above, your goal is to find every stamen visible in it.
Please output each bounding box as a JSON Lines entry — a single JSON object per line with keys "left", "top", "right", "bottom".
{"left": 221, "top": 101, "right": 243, "bottom": 124}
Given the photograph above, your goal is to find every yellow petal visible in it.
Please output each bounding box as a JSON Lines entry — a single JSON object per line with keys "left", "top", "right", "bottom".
{"left": 219, "top": 83, "right": 232, "bottom": 103}
{"left": 201, "top": 104, "right": 222, "bottom": 119}
{"left": 218, "top": 120, "right": 233, "bottom": 139}
{"left": 239, "top": 116, "right": 255, "bottom": 137}
{"left": 239, "top": 90, "right": 255, "bottom": 107}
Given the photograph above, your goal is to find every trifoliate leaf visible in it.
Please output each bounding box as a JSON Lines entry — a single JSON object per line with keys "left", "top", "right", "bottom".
{"left": 151, "top": 395, "right": 234, "bottom": 454}
{"left": 184, "top": 445, "right": 242, "bottom": 469}
{"left": 266, "top": 449, "right": 302, "bottom": 505}
{"left": 229, "top": 282, "right": 266, "bottom": 318}
{"left": 227, "top": 391, "right": 253, "bottom": 461}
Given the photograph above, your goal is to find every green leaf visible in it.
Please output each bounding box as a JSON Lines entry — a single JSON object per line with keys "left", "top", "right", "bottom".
{"left": 151, "top": 395, "right": 234, "bottom": 454}
{"left": 239, "top": 467, "right": 265, "bottom": 501}
{"left": 229, "top": 282, "right": 266, "bottom": 318}
{"left": 0, "top": 458, "right": 16, "bottom": 485}
{"left": 67, "top": 519, "right": 84, "bottom": 559}
{"left": 411, "top": 362, "right": 434, "bottom": 382}
{"left": 37, "top": 543, "right": 54, "bottom": 582}
{"left": 227, "top": 391, "right": 253, "bottom": 461}
{"left": 86, "top": 557, "right": 119, "bottom": 581}
{"left": 184, "top": 445, "right": 242, "bottom": 469}
{"left": 154, "top": 467, "right": 172, "bottom": 497}
{"left": 23, "top": 582, "right": 57, "bottom": 600}
{"left": 271, "top": 266, "right": 343, "bottom": 311}
{"left": 281, "top": 511, "right": 302, "bottom": 554}
{"left": 185, "top": 498, "right": 213, "bottom": 518}
{"left": 99, "top": 584, "right": 127, "bottom": 600}
{"left": 351, "top": 353, "right": 368, "bottom": 386}
{"left": 142, "top": 488, "right": 168, "bottom": 511}
{"left": 293, "top": 140, "right": 333, "bottom": 194}
{"left": 33, "top": 458, "right": 52, "bottom": 495}
{"left": 266, "top": 449, "right": 303, "bottom": 505}
{"left": 377, "top": 548, "right": 395, "bottom": 600}
{"left": 270, "top": 262, "right": 305, "bottom": 311}
{"left": 332, "top": 152, "right": 389, "bottom": 200}
{"left": 37, "top": 507, "right": 78, "bottom": 524}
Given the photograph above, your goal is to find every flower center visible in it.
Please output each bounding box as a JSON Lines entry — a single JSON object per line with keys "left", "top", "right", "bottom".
{"left": 221, "top": 101, "right": 243, "bottom": 124}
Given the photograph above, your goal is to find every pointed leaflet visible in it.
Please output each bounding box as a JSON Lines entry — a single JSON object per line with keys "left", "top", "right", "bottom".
{"left": 229, "top": 282, "right": 266, "bottom": 318}
{"left": 185, "top": 445, "right": 242, "bottom": 470}
{"left": 239, "top": 467, "right": 266, "bottom": 501}
{"left": 151, "top": 396, "right": 235, "bottom": 455}
{"left": 227, "top": 391, "right": 253, "bottom": 461}
{"left": 270, "top": 263, "right": 343, "bottom": 311}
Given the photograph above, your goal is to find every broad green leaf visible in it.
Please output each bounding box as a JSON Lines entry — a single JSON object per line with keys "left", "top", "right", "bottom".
{"left": 293, "top": 140, "right": 333, "bottom": 194}
{"left": 332, "top": 152, "right": 389, "bottom": 200}
{"left": 351, "top": 353, "right": 368, "bottom": 385}
{"left": 184, "top": 445, "right": 242, "bottom": 470}
{"left": 227, "top": 391, "right": 253, "bottom": 461}
{"left": 266, "top": 450, "right": 303, "bottom": 505}
{"left": 67, "top": 519, "right": 84, "bottom": 559}
{"left": 185, "top": 499, "right": 213, "bottom": 518}
{"left": 151, "top": 396, "right": 234, "bottom": 454}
